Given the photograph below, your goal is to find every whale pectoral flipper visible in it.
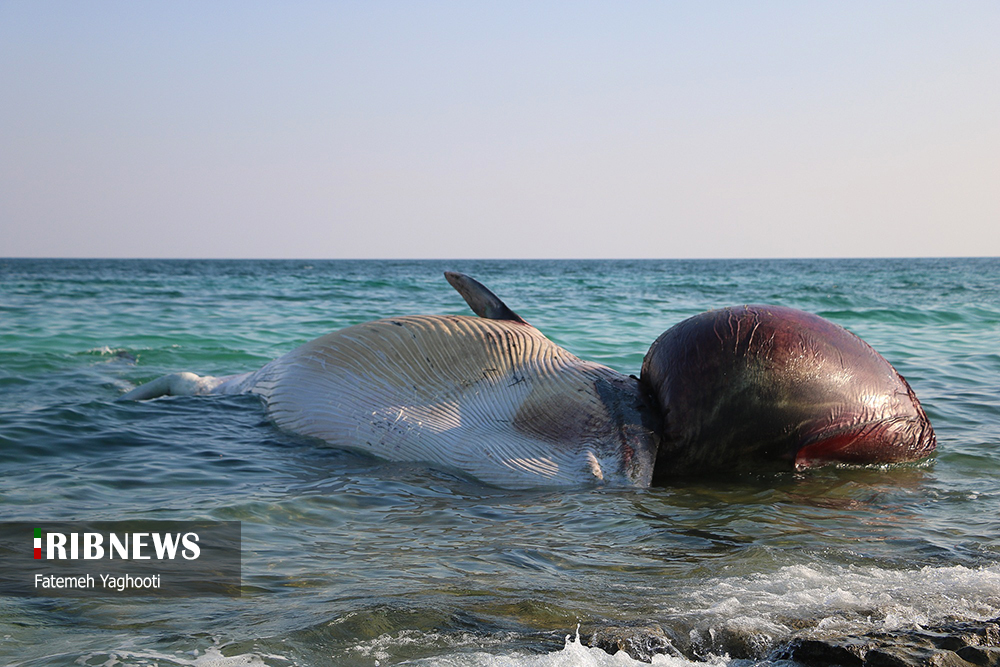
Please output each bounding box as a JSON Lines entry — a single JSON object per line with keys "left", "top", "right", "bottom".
{"left": 444, "top": 272, "right": 528, "bottom": 324}
{"left": 120, "top": 371, "right": 239, "bottom": 400}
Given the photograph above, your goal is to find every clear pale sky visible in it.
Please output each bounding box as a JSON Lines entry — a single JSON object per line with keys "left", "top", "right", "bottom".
{"left": 1, "top": 2, "right": 998, "bottom": 259}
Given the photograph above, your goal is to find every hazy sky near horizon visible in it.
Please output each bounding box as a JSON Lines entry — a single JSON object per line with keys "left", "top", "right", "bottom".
{"left": 2, "top": 2, "right": 998, "bottom": 259}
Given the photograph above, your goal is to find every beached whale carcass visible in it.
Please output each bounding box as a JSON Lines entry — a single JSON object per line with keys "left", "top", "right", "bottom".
{"left": 122, "top": 272, "right": 936, "bottom": 488}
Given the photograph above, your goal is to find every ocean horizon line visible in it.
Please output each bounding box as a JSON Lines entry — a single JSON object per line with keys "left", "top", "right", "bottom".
{"left": 3, "top": 255, "right": 998, "bottom": 262}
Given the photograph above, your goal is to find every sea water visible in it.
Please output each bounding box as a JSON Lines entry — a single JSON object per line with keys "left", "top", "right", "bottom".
{"left": 0, "top": 258, "right": 998, "bottom": 666}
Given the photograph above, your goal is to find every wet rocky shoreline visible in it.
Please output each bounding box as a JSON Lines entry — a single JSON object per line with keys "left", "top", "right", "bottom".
{"left": 586, "top": 617, "right": 1000, "bottom": 665}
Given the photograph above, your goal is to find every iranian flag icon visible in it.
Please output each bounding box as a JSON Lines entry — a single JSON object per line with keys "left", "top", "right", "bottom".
{"left": 34, "top": 528, "right": 41, "bottom": 559}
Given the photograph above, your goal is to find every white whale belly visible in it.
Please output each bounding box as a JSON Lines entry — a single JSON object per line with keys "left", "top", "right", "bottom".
{"left": 234, "top": 315, "right": 653, "bottom": 489}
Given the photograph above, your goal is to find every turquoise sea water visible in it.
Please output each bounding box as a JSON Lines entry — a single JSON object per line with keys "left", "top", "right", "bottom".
{"left": 1, "top": 258, "right": 999, "bottom": 666}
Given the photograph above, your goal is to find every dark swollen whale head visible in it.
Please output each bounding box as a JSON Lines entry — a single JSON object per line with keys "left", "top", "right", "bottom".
{"left": 640, "top": 305, "right": 936, "bottom": 479}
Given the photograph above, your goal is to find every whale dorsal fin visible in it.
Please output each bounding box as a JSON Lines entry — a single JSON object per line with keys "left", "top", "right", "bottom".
{"left": 444, "top": 272, "right": 529, "bottom": 325}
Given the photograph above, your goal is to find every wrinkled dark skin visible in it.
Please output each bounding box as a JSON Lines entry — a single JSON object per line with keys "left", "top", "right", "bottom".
{"left": 641, "top": 305, "right": 936, "bottom": 480}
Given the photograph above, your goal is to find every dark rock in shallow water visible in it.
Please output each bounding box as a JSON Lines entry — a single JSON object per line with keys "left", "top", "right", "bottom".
{"left": 776, "top": 618, "right": 1000, "bottom": 667}
{"left": 859, "top": 646, "right": 967, "bottom": 667}
{"left": 957, "top": 645, "right": 1000, "bottom": 666}
{"left": 781, "top": 638, "right": 865, "bottom": 666}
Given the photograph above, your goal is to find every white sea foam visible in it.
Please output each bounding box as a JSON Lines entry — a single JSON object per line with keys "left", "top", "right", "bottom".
{"left": 409, "top": 630, "right": 730, "bottom": 667}
{"left": 80, "top": 646, "right": 292, "bottom": 667}
{"left": 676, "top": 562, "right": 1000, "bottom": 648}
